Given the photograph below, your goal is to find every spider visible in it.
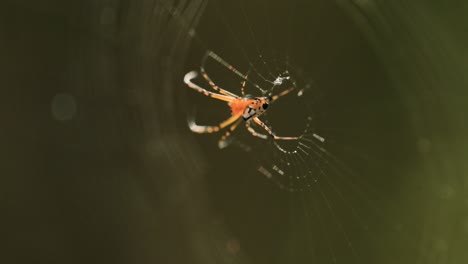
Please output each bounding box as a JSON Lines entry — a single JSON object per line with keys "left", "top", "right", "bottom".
{"left": 184, "top": 50, "right": 300, "bottom": 148}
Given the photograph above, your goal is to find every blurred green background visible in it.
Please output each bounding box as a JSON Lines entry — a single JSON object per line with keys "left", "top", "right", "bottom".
{"left": 1, "top": 0, "right": 468, "bottom": 263}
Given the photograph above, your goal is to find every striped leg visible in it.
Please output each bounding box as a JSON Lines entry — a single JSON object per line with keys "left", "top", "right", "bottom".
{"left": 184, "top": 71, "right": 235, "bottom": 102}
{"left": 200, "top": 54, "right": 239, "bottom": 98}
{"left": 253, "top": 117, "right": 299, "bottom": 140}
{"left": 188, "top": 114, "right": 241, "bottom": 134}
{"left": 240, "top": 69, "right": 251, "bottom": 96}
{"left": 245, "top": 119, "right": 268, "bottom": 139}
{"left": 270, "top": 86, "right": 295, "bottom": 102}
{"left": 218, "top": 119, "right": 242, "bottom": 149}
{"left": 203, "top": 50, "right": 267, "bottom": 94}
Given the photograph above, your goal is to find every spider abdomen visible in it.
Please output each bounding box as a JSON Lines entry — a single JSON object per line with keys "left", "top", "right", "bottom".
{"left": 230, "top": 97, "right": 270, "bottom": 120}
{"left": 229, "top": 98, "right": 253, "bottom": 116}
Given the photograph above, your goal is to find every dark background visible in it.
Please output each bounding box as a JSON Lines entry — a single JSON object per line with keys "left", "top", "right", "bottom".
{"left": 1, "top": 0, "right": 468, "bottom": 263}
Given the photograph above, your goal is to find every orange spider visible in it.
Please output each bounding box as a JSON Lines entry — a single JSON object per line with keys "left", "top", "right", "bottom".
{"left": 184, "top": 51, "right": 299, "bottom": 148}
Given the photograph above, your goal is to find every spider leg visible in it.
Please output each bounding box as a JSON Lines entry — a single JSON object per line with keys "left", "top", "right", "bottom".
{"left": 245, "top": 119, "right": 268, "bottom": 139}
{"left": 270, "top": 86, "right": 295, "bottom": 102}
{"left": 253, "top": 117, "right": 299, "bottom": 140}
{"left": 240, "top": 69, "right": 251, "bottom": 97}
{"left": 188, "top": 114, "right": 241, "bottom": 134}
{"left": 184, "top": 71, "right": 235, "bottom": 102}
{"left": 200, "top": 53, "right": 240, "bottom": 98}
{"left": 204, "top": 50, "right": 267, "bottom": 94}
{"left": 218, "top": 118, "right": 242, "bottom": 149}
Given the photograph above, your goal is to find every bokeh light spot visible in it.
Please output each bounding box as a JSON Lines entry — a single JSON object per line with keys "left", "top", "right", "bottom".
{"left": 51, "top": 93, "right": 77, "bottom": 121}
{"left": 226, "top": 238, "right": 240, "bottom": 255}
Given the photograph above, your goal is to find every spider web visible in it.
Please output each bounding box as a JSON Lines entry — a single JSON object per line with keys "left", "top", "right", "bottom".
{"left": 170, "top": 0, "right": 423, "bottom": 263}
{"left": 183, "top": 0, "right": 357, "bottom": 195}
